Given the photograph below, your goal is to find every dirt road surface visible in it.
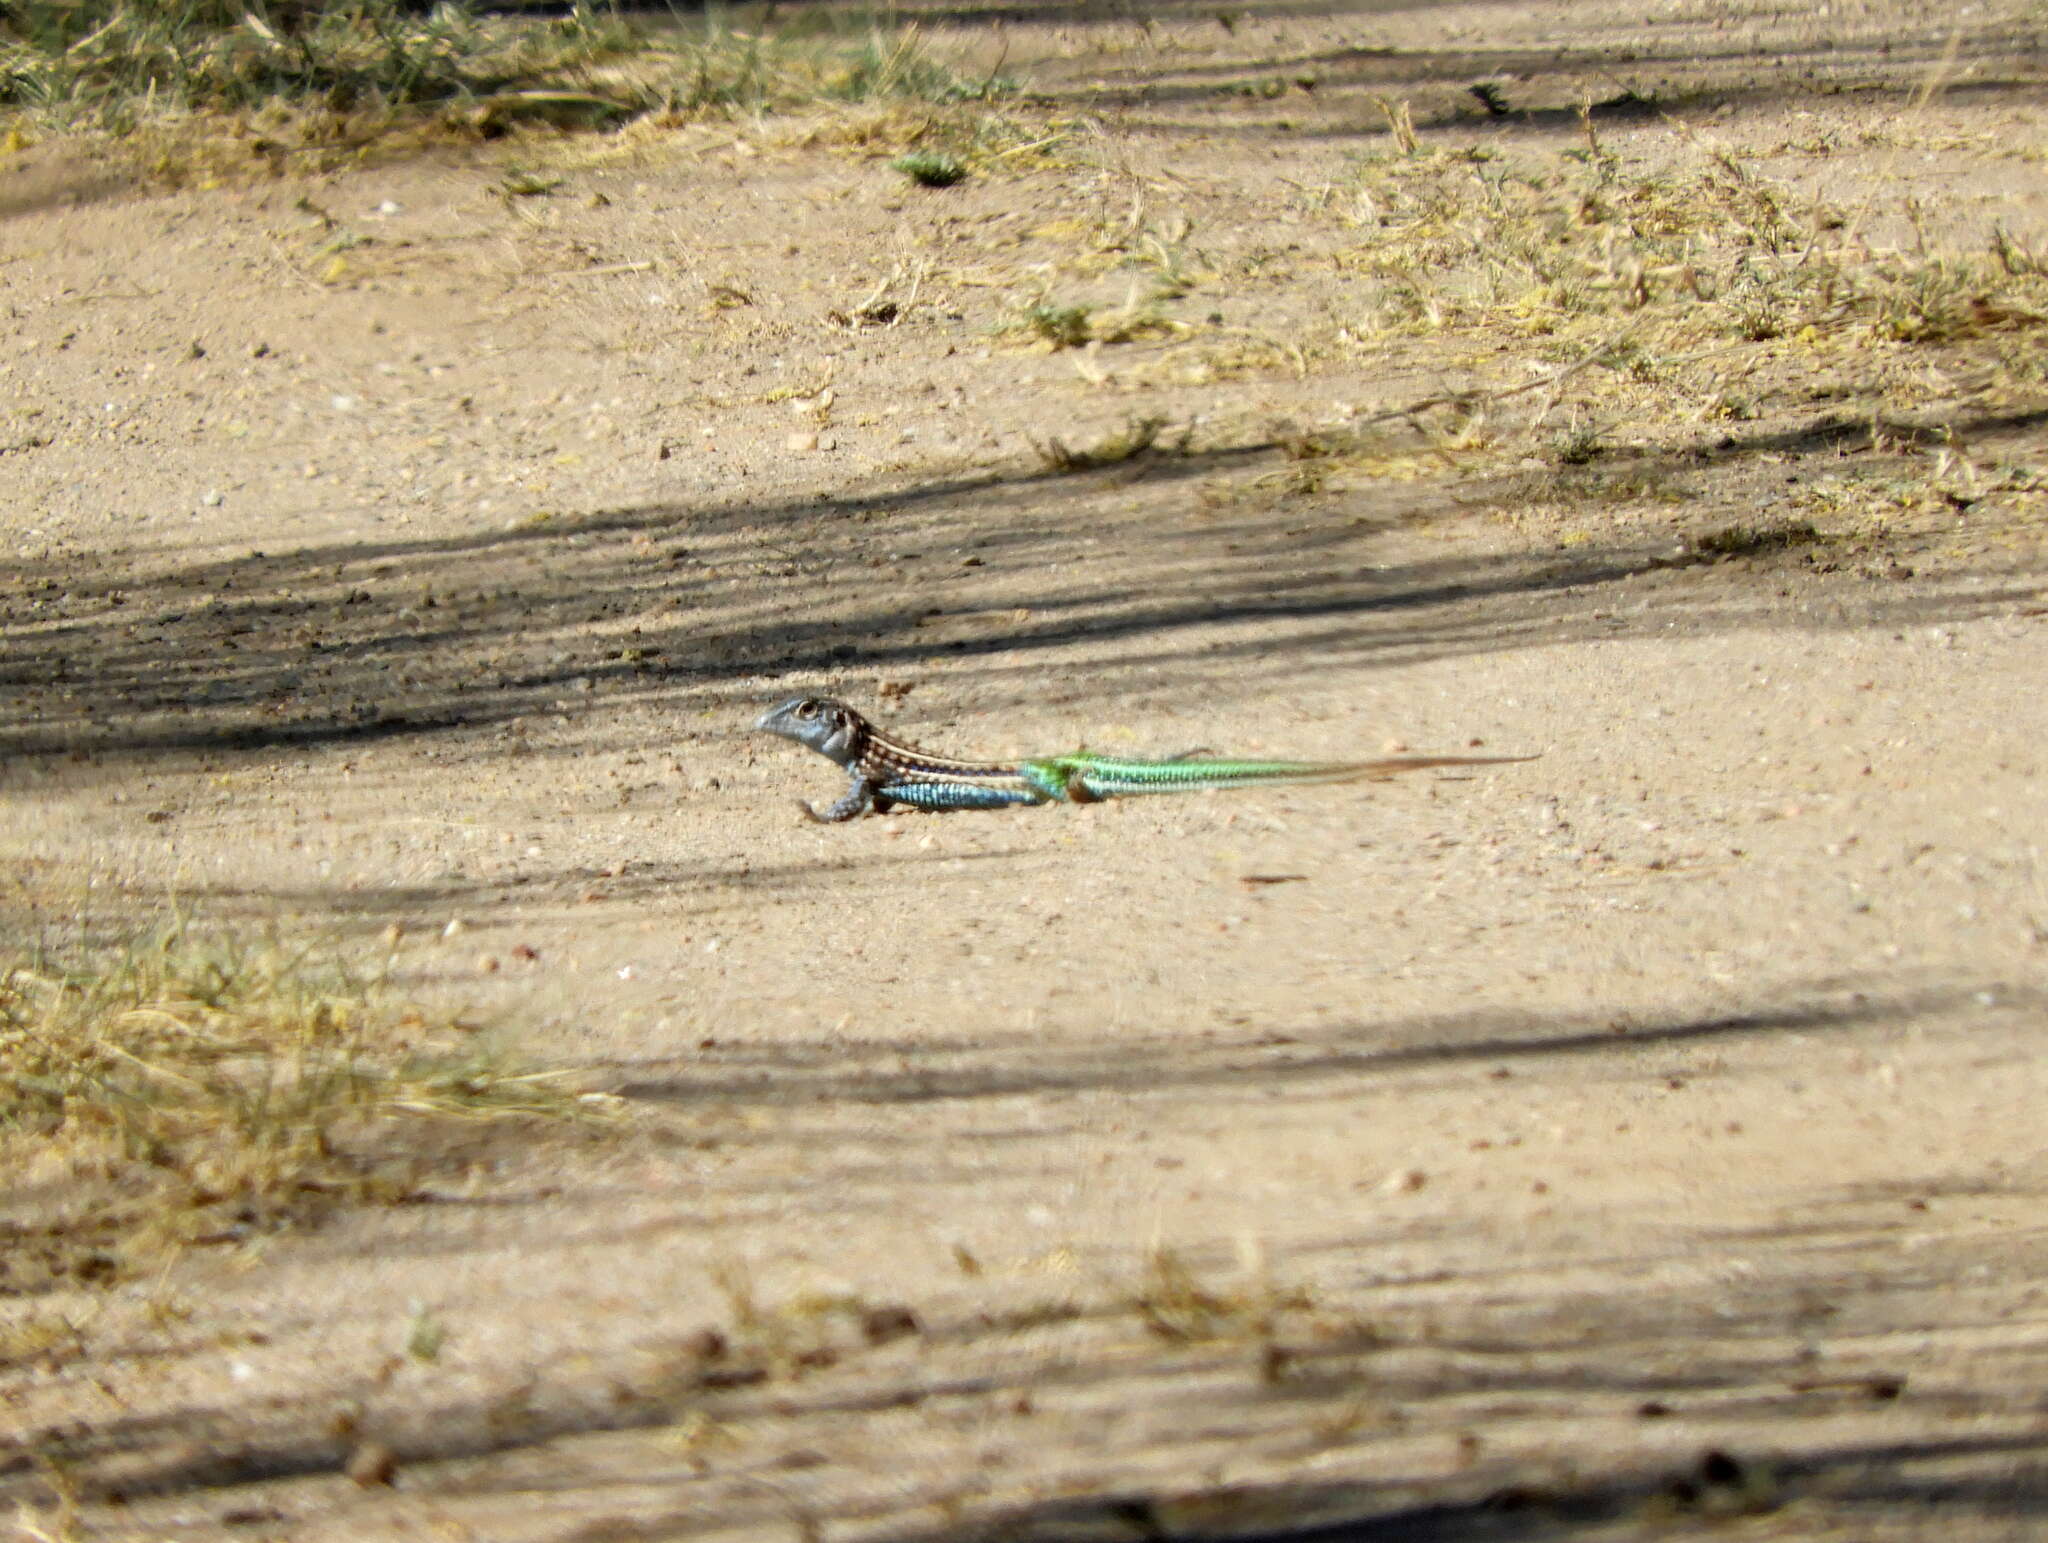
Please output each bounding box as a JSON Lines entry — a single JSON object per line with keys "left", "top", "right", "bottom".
{"left": 4, "top": 1, "right": 2048, "bottom": 1537}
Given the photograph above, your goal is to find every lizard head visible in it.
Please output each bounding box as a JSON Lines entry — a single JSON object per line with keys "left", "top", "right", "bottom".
{"left": 755, "top": 695, "right": 866, "bottom": 766}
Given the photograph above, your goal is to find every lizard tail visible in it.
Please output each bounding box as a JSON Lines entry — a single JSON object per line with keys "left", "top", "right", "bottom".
{"left": 1040, "top": 753, "right": 1538, "bottom": 800}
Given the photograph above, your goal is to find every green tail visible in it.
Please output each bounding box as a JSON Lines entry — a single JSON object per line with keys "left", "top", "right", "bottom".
{"left": 1018, "top": 749, "right": 1536, "bottom": 802}
{"left": 1020, "top": 753, "right": 1385, "bottom": 802}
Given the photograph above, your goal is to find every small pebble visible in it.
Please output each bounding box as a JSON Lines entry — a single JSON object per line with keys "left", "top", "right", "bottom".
{"left": 345, "top": 1441, "right": 398, "bottom": 1488}
{"left": 861, "top": 1305, "right": 921, "bottom": 1345}
{"left": 680, "top": 1327, "right": 727, "bottom": 1360}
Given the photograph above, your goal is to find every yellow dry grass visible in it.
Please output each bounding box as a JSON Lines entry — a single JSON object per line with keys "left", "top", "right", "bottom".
{"left": 1, "top": 918, "right": 595, "bottom": 1291}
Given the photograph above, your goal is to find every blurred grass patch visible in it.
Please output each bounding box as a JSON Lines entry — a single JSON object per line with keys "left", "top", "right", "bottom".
{"left": 0, "top": 1, "right": 1020, "bottom": 159}
{"left": 1, "top": 917, "right": 596, "bottom": 1291}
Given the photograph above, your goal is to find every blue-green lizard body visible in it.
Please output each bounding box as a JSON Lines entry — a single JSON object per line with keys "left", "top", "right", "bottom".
{"left": 757, "top": 696, "right": 1535, "bottom": 823}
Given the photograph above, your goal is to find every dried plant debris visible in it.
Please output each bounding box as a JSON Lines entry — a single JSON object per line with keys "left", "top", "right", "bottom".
{"left": 0, "top": 919, "right": 593, "bottom": 1291}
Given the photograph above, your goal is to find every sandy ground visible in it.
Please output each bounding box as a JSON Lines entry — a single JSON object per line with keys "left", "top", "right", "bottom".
{"left": 4, "top": 1, "right": 2048, "bottom": 1538}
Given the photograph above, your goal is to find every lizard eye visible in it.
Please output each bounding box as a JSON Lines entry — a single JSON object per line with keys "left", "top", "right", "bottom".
{"left": 794, "top": 700, "right": 819, "bottom": 720}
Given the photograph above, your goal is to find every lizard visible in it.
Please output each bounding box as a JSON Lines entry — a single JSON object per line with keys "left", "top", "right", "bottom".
{"left": 755, "top": 695, "right": 1536, "bottom": 824}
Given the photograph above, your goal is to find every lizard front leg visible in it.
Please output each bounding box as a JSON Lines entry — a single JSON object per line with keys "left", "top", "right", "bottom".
{"left": 801, "top": 773, "right": 882, "bottom": 823}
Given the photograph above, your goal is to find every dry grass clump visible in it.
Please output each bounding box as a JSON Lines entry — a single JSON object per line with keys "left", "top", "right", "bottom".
{"left": 0, "top": 1, "right": 1013, "bottom": 151}
{"left": 0, "top": 1, "right": 637, "bottom": 124}
{"left": 650, "top": 18, "right": 1011, "bottom": 121}
{"left": 0, "top": 919, "right": 587, "bottom": 1290}
{"left": 1332, "top": 137, "right": 2048, "bottom": 356}
{"left": 1033, "top": 414, "right": 1188, "bottom": 473}
{"left": 1277, "top": 121, "right": 2048, "bottom": 520}
{"left": 1685, "top": 517, "right": 1826, "bottom": 559}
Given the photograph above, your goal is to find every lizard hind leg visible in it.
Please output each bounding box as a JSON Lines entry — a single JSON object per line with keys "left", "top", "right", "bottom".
{"left": 1019, "top": 758, "right": 1090, "bottom": 803}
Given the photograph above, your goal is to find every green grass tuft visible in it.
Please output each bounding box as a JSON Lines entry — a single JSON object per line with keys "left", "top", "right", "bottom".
{"left": 892, "top": 148, "right": 966, "bottom": 187}
{"left": 1023, "top": 301, "right": 1094, "bottom": 348}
